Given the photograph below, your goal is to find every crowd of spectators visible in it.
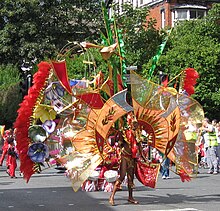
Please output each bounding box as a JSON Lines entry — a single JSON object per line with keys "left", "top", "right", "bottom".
{"left": 197, "top": 118, "right": 220, "bottom": 174}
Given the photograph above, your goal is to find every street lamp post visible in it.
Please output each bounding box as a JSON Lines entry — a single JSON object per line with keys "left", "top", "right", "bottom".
{"left": 20, "top": 61, "right": 33, "bottom": 97}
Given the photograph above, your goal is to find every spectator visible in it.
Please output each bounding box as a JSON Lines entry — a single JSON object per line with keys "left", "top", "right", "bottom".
{"left": 184, "top": 118, "right": 199, "bottom": 174}
{"left": 201, "top": 118, "right": 218, "bottom": 174}
{"left": 161, "top": 157, "right": 170, "bottom": 179}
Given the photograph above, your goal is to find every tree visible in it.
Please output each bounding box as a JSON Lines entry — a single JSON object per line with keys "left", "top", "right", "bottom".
{"left": 156, "top": 3, "right": 220, "bottom": 120}
{"left": 0, "top": 64, "right": 22, "bottom": 128}
{"left": 0, "top": 1, "right": 164, "bottom": 126}
{"left": 112, "top": 3, "right": 163, "bottom": 75}
{"left": 0, "top": 0, "right": 103, "bottom": 68}
{"left": 57, "top": 3, "right": 163, "bottom": 81}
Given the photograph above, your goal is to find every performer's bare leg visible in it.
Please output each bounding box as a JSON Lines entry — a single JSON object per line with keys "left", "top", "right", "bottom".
{"left": 109, "top": 157, "right": 127, "bottom": 206}
{"left": 128, "top": 184, "right": 138, "bottom": 204}
{"left": 109, "top": 180, "right": 121, "bottom": 206}
{"left": 127, "top": 168, "right": 139, "bottom": 204}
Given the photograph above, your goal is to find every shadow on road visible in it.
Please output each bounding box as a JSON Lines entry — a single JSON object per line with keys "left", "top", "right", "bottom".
{"left": 95, "top": 193, "right": 220, "bottom": 208}
{"left": 106, "top": 192, "right": 220, "bottom": 206}
{"left": 0, "top": 187, "right": 115, "bottom": 211}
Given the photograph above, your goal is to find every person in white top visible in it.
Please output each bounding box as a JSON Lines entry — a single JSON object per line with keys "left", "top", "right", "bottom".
{"left": 201, "top": 118, "right": 218, "bottom": 174}
{"left": 184, "top": 118, "right": 199, "bottom": 174}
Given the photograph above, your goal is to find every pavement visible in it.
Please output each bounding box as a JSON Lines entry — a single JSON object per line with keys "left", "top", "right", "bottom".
{"left": 0, "top": 161, "right": 220, "bottom": 211}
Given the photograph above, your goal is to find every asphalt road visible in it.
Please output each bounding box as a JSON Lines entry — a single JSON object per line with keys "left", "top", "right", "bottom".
{"left": 0, "top": 163, "right": 220, "bottom": 211}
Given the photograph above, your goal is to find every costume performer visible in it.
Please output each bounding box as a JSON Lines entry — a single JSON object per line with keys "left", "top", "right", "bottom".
{"left": 0, "top": 129, "right": 13, "bottom": 166}
{"left": 13, "top": 27, "right": 204, "bottom": 201}
{"left": 109, "top": 113, "right": 145, "bottom": 206}
{"left": 7, "top": 139, "right": 17, "bottom": 178}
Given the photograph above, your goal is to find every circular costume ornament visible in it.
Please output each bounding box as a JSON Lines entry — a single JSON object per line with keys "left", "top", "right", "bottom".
{"left": 104, "top": 170, "right": 118, "bottom": 183}
{"left": 42, "top": 120, "right": 56, "bottom": 134}
{"left": 88, "top": 170, "right": 100, "bottom": 181}
{"left": 45, "top": 82, "right": 65, "bottom": 100}
{"left": 28, "top": 125, "right": 47, "bottom": 142}
{"left": 27, "top": 143, "right": 49, "bottom": 163}
{"left": 55, "top": 84, "right": 65, "bottom": 97}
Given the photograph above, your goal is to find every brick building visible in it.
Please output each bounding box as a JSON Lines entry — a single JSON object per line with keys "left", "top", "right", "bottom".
{"left": 111, "top": 0, "right": 218, "bottom": 29}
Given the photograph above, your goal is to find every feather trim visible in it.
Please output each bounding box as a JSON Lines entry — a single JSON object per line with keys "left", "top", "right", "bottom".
{"left": 183, "top": 68, "right": 199, "bottom": 96}
{"left": 14, "top": 62, "right": 52, "bottom": 182}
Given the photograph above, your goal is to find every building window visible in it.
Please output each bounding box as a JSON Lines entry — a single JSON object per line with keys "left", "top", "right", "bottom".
{"left": 176, "top": 9, "right": 188, "bottom": 20}
{"left": 197, "top": 10, "right": 205, "bottom": 19}
{"left": 190, "top": 10, "right": 205, "bottom": 19}
{"left": 161, "top": 9, "right": 165, "bottom": 28}
{"left": 137, "top": 0, "right": 164, "bottom": 7}
{"left": 190, "top": 10, "right": 197, "bottom": 19}
{"left": 173, "top": 8, "right": 206, "bottom": 25}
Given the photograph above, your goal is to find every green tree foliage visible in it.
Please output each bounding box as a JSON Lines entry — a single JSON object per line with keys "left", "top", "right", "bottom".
{"left": 112, "top": 3, "right": 163, "bottom": 75}
{"left": 0, "top": 0, "right": 103, "bottom": 67}
{"left": 56, "top": 42, "right": 109, "bottom": 82}
{"left": 64, "top": 3, "right": 163, "bottom": 79}
{"left": 0, "top": 65, "right": 22, "bottom": 128}
{"left": 61, "top": 3, "right": 163, "bottom": 81}
{"left": 156, "top": 3, "right": 220, "bottom": 120}
{"left": 0, "top": 64, "right": 20, "bottom": 89}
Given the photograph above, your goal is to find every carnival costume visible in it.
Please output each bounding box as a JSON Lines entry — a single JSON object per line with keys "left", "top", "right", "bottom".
{"left": 7, "top": 141, "right": 17, "bottom": 178}
{"left": 109, "top": 114, "right": 143, "bottom": 205}
{"left": 0, "top": 130, "right": 13, "bottom": 166}
{"left": 13, "top": 4, "right": 204, "bottom": 206}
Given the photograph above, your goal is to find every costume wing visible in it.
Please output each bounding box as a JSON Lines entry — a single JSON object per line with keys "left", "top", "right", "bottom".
{"left": 130, "top": 70, "right": 204, "bottom": 179}
{"left": 14, "top": 59, "right": 133, "bottom": 191}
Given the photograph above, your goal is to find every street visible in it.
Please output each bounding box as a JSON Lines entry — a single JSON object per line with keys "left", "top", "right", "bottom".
{"left": 0, "top": 163, "right": 220, "bottom": 211}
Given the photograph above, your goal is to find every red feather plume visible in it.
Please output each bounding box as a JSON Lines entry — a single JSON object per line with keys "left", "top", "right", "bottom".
{"left": 183, "top": 68, "right": 199, "bottom": 96}
{"left": 14, "top": 62, "right": 52, "bottom": 182}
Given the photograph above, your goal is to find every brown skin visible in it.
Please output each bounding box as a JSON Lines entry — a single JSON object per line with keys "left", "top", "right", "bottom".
{"left": 109, "top": 121, "right": 141, "bottom": 206}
